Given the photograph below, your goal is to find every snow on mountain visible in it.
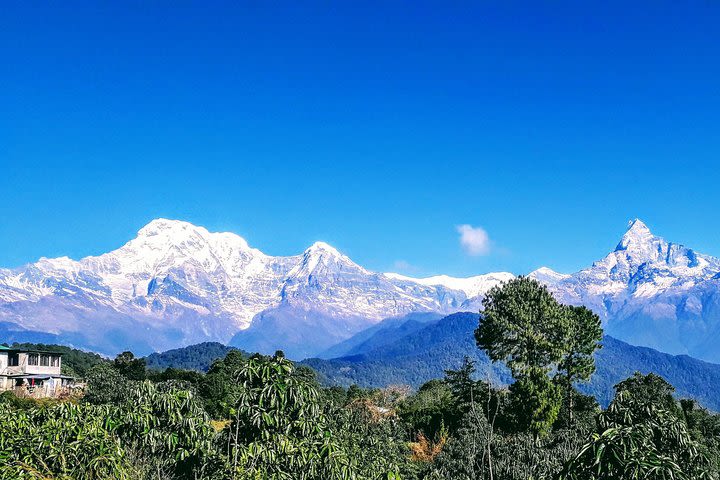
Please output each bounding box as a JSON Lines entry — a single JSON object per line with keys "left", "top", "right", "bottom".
{"left": 532, "top": 219, "right": 720, "bottom": 361}
{"left": 0, "top": 219, "right": 484, "bottom": 356}
{"left": 383, "top": 272, "right": 514, "bottom": 298}
{"left": 528, "top": 267, "right": 571, "bottom": 285}
{"left": 2, "top": 217, "right": 720, "bottom": 361}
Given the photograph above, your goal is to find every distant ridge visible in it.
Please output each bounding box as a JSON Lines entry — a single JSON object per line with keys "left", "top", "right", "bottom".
{"left": 303, "top": 312, "right": 720, "bottom": 410}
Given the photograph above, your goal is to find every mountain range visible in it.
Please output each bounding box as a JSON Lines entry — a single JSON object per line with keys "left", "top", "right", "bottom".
{"left": 1, "top": 218, "right": 719, "bottom": 362}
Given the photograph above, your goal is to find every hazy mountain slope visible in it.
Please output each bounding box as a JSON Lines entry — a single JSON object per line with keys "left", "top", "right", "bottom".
{"left": 304, "top": 312, "right": 720, "bottom": 410}
{"left": 318, "top": 312, "right": 445, "bottom": 359}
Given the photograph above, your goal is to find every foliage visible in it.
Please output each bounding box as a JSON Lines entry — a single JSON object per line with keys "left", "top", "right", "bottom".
{"left": 117, "top": 381, "right": 223, "bottom": 479}
{"left": 428, "top": 403, "right": 584, "bottom": 480}
{"left": 225, "top": 351, "right": 355, "bottom": 479}
{"left": 145, "top": 342, "right": 243, "bottom": 372}
{"left": 556, "top": 306, "right": 603, "bottom": 424}
{"left": 557, "top": 306, "right": 603, "bottom": 386}
{"left": 507, "top": 366, "right": 563, "bottom": 439}
{"left": 559, "top": 373, "right": 719, "bottom": 480}
{"left": 397, "top": 379, "right": 455, "bottom": 440}
{"left": 476, "top": 277, "right": 570, "bottom": 439}
{"left": 476, "top": 277, "right": 567, "bottom": 376}
{"left": 330, "top": 395, "right": 418, "bottom": 479}
{"left": 200, "top": 349, "right": 248, "bottom": 418}
{"left": 83, "top": 362, "right": 133, "bottom": 405}
{"left": 0, "top": 402, "right": 131, "bottom": 479}
{"left": 113, "top": 351, "right": 147, "bottom": 380}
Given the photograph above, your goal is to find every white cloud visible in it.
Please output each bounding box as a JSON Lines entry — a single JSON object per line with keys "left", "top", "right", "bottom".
{"left": 456, "top": 224, "right": 491, "bottom": 256}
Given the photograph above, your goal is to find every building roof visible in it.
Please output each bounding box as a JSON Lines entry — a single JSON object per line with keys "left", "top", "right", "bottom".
{"left": 7, "top": 374, "right": 73, "bottom": 380}
{"left": 0, "top": 345, "right": 64, "bottom": 355}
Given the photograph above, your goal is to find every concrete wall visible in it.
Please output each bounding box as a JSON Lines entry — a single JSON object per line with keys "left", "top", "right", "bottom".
{"left": 20, "top": 352, "right": 62, "bottom": 376}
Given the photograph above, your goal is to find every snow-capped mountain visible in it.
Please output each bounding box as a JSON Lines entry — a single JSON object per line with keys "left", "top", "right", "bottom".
{"left": 531, "top": 219, "right": 720, "bottom": 361}
{"left": 2, "top": 218, "right": 719, "bottom": 361}
{"left": 0, "top": 219, "right": 506, "bottom": 357}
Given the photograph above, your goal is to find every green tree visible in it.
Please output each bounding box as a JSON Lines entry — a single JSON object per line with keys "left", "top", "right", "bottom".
{"left": 226, "top": 351, "right": 353, "bottom": 479}
{"left": 476, "top": 277, "right": 568, "bottom": 376}
{"left": 118, "top": 381, "right": 223, "bottom": 479}
{"left": 475, "top": 277, "right": 567, "bottom": 439}
{"left": 200, "top": 349, "right": 248, "bottom": 418}
{"left": 84, "top": 362, "right": 133, "bottom": 405}
{"left": 398, "top": 379, "right": 455, "bottom": 440}
{"left": 113, "top": 351, "right": 147, "bottom": 381}
{"left": 559, "top": 373, "right": 717, "bottom": 480}
{"left": 508, "top": 366, "right": 562, "bottom": 439}
{"left": 556, "top": 306, "right": 603, "bottom": 423}
{"left": 0, "top": 402, "right": 132, "bottom": 479}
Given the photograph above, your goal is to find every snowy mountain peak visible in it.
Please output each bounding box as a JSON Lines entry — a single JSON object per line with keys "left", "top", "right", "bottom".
{"left": 291, "top": 241, "right": 365, "bottom": 278}
{"left": 528, "top": 267, "right": 570, "bottom": 285}
{"left": 137, "top": 218, "right": 201, "bottom": 237}
{"left": 307, "top": 241, "right": 342, "bottom": 256}
{"left": 616, "top": 218, "right": 654, "bottom": 252}
{"left": 131, "top": 218, "right": 255, "bottom": 255}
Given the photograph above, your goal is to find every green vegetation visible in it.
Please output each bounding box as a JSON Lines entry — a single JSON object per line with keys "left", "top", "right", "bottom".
{"left": 1, "top": 277, "right": 719, "bottom": 478}
{"left": 145, "top": 342, "right": 241, "bottom": 372}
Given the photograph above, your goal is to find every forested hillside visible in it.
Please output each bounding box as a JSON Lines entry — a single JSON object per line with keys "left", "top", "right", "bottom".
{"left": 136, "top": 312, "right": 720, "bottom": 411}
{"left": 145, "top": 342, "right": 243, "bottom": 372}
{"left": 305, "top": 312, "right": 720, "bottom": 410}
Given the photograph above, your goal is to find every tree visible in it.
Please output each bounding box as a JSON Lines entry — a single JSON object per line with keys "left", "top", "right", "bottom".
{"left": 475, "top": 277, "right": 568, "bottom": 439}
{"left": 508, "top": 366, "right": 562, "bottom": 439}
{"left": 84, "top": 362, "right": 133, "bottom": 405}
{"left": 225, "top": 351, "right": 353, "bottom": 479}
{"left": 556, "top": 305, "right": 603, "bottom": 423}
{"left": 200, "top": 349, "right": 248, "bottom": 418}
{"left": 118, "top": 381, "right": 222, "bottom": 479}
{"left": 559, "top": 374, "right": 717, "bottom": 479}
{"left": 113, "top": 351, "right": 147, "bottom": 381}
{"left": 0, "top": 402, "right": 132, "bottom": 480}
{"left": 476, "top": 277, "right": 568, "bottom": 375}
{"left": 610, "top": 372, "right": 680, "bottom": 419}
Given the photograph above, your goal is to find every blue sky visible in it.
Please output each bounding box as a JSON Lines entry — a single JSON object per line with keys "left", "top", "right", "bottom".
{"left": 1, "top": 2, "right": 719, "bottom": 276}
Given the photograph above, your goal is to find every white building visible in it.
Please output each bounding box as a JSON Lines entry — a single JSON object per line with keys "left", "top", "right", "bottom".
{"left": 0, "top": 345, "right": 74, "bottom": 397}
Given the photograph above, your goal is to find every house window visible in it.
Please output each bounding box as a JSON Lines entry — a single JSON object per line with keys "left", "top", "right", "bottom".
{"left": 8, "top": 353, "right": 19, "bottom": 366}
{"left": 50, "top": 356, "right": 59, "bottom": 367}
{"left": 40, "top": 355, "right": 49, "bottom": 367}
{"left": 28, "top": 354, "right": 39, "bottom": 366}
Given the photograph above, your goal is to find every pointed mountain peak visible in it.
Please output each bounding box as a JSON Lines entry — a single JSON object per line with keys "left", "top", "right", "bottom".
{"left": 616, "top": 218, "right": 655, "bottom": 251}
{"left": 626, "top": 218, "right": 651, "bottom": 235}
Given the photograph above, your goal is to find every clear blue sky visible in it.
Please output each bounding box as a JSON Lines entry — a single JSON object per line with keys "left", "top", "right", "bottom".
{"left": 1, "top": 2, "right": 719, "bottom": 276}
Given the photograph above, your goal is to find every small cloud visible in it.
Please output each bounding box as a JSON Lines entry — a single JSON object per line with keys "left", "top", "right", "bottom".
{"left": 392, "top": 260, "right": 419, "bottom": 273}
{"left": 456, "top": 224, "right": 491, "bottom": 256}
